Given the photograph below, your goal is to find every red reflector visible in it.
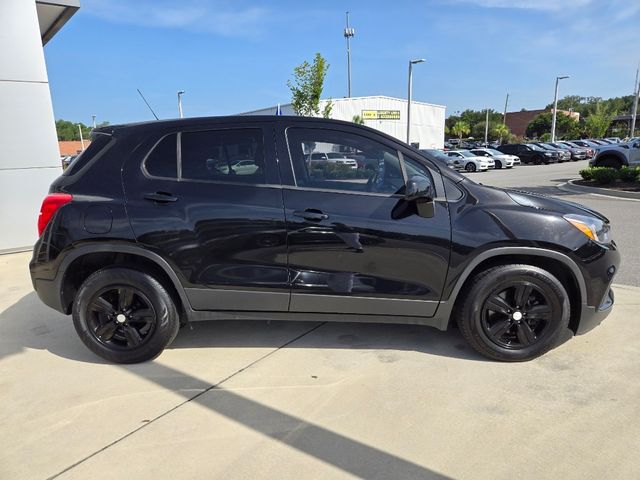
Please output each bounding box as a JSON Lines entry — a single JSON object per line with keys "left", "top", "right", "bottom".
{"left": 38, "top": 193, "right": 73, "bottom": 236}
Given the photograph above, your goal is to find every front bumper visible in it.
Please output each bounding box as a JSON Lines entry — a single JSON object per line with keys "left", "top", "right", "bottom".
{"left": 578, "top": 287, "right": 614, "bottom": 334}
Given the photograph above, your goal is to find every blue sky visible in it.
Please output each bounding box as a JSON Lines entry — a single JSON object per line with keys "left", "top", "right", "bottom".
{"left": 45, "top": 0, "right": 640, "bottom": 125}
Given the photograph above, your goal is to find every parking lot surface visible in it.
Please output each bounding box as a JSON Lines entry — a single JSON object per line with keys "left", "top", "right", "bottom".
{"left": 2, "top": 241, "right": 640, "bottom": 479}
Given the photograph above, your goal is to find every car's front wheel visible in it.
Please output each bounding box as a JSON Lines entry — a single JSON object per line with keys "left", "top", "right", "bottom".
{"left": 465, "top": 162, "right": 477, "bottom": 172}
{"left": 455, "top": 264, "right": 569, "bottom": 362}
{"left": 72, "top": 267, "right": 180, "bottom": 363}
{"left": 495, "top": 160, "right": 502, "bottom": 169}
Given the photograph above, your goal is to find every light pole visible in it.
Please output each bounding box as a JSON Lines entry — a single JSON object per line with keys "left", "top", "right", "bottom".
{"left": 407, "top": 58, "right": 425, "bottom": 144}
{"left": 91, "top": 115, "right": 96, "bottom": 129}
{"left": 484, "top": 108, "right": 490, "bottom": 145}
{"left": 344, "top": 12, "right": 355, "bottom": 98}
{"left": 631, "top": 64, "right": 639, "bottom": 138}
{"left": 177, "top": 90, "right": 185, "bottom": 119}
{"left": 551, "top": 75, "right": 569, "bottom": 142}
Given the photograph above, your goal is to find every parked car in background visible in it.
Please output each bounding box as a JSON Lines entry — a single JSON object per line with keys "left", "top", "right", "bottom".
{"left": 310, "top": 152, "right": 358, "bottom": 169}
{"left": 420, "top": 149, "right": 458, "bottom": 170}
{"left": 590, "top": 138, "right": 640, "bottom": 168}
{"left": 446, "top": 150, "right": 494, "bottom": 172}
{"left": 547, "top": 142, "right": 588, "bottom": 161}
{"left": 61, "top": 155, "right": 77, "bottom": 171}
{"left": 497, "top": 144, "right": 560, "bottom": 164}
{"left": 559, "top": 141, "right": 595, "bottom": 158}
{"left": 605, "top": 137, "right": 622, "bottom": 143}
{"left": 470, "top": 148, "right": 517, "bottom": 168}
{"left": 30, "top": 115, "right": 620, "bottom": 363}
{"left": 532, "top": 142, "right": 571, "bottom": 162}
{"left": 569, "top": 140, "right": 602, "bottom": 150}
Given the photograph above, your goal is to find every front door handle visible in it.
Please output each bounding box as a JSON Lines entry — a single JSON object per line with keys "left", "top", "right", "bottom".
{"left": 293, "top": 209, "right": 329, "bottom": 221}
{"left": 144, "top": 192, "right": 178, "bottom": 203}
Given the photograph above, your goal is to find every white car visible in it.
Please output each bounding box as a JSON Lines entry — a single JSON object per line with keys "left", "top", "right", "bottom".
{"left": 445, "top": 150, "right": 493, "bottom": 172}
{"left": 310, "top": 152, "right": 358, "bottom": 169}
{"left": 470, "top": 148, "right": 518, "bottom": 168}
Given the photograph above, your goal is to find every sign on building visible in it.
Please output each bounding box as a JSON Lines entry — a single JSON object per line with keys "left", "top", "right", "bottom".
{"left": 361, "top": 110, "right": 401, "bottom": 120}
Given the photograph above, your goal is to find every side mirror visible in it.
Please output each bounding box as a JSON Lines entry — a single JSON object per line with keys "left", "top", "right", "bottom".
{"left": 405, "top": 174, "right": 435, "bottom": 202}
{"left": 634, "top": 142, "right": 640, "bottom": 149}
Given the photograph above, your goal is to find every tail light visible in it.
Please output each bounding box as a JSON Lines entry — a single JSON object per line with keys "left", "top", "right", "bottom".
{"left": 38, "top": 193, "right": 73, "bottom": 236}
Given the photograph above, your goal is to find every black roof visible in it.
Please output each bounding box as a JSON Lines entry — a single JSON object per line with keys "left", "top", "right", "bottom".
{"left": 94, "top": 115, "right": 360, "bottom": 135}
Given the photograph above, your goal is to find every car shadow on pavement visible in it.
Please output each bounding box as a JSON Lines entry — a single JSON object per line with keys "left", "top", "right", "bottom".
{"left": 0, "top": 292, "right": 487, "bottom": 364}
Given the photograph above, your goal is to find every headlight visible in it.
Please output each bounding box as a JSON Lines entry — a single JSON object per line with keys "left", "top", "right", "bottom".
{"left": 564, "top": 214, "right": 611, "bottom": 243}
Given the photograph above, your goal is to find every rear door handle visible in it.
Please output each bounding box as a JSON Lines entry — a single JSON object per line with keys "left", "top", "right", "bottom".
{"left": 293, "top": 209, "right": 329, "bottom": 221}
{"left": 144, "top": 192, "right": 178, "bottom": 203}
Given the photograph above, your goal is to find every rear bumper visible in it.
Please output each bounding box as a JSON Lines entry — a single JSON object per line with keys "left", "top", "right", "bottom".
{"left": 32, "top": 277, "right": 66, "bottom": 313}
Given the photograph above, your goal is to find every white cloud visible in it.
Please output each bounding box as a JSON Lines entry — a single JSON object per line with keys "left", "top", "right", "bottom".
{"left": 82, "top": 0, "right": 268, "bottom": 37}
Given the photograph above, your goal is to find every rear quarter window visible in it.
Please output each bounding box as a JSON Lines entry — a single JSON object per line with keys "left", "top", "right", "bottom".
{"left": 63, "top": 133, "right": 113, "bottom": 176}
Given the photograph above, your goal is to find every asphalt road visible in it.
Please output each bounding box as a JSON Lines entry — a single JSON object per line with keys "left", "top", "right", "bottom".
{"left": 461, "top": 159, "right": 640, "bottom": 287}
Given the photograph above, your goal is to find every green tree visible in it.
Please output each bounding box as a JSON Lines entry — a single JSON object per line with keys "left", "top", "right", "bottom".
{"left": 492, "top": 123, "right": 510, "bottom": 143}
{"left": 352, "top": 114, "right": 365, "bottom": 125}
{"left": 322, "top": 99, "right": 333, "bottom": 119}
{"left": 526, "top": 112, "right": 579, "bottom": 139}
{"left": 583, "top": 104, "right": 616, "bottom": 138}
{"left": 451, "top": 121, "right": 471, "bottom": 141}
{"left": 288, "top": 53, "right": 330, "bottom": 117}
{"left": 55, "top": 119, "right": 94, "bottom": 141}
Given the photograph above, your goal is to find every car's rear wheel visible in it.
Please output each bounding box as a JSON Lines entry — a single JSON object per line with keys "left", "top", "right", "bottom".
{"left": 72, "top": 267, "right": 180, "bottom": 363}
{"left": 495, "top": 160, "right": 502, "bottom": 169}
{"left": 465, "top": 162, "right": 477, "bottom": 172}
{"left": 455, "top": 264, "right": 569, "bottom": 362}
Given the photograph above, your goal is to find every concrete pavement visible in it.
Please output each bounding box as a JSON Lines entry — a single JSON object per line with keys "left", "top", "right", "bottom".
{"left": 2, "top": 251, "right": 640, "bottom": 480}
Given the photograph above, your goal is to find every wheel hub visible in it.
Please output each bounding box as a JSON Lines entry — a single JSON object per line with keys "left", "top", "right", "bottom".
{"left": 116, "top": 313, "right": 127, "bottom": 324}
{"left": 511, "top": 311, "right": 523, "bottom": 321}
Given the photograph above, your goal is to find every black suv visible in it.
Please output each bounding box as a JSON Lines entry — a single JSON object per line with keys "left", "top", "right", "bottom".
{"left": 31, "top": 117, "right": 619, "bottom": 363}
{"left": 497, "top": 143, "right": 560, "bottom": 164}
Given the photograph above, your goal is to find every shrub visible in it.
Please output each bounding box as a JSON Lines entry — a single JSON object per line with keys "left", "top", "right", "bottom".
{"left": 590, "top": 167, "right": 618, "bottom": 185}
{"left": 618, "top": 166, "right": 640, "bottom": 182}
{"left": 579, "top": 168, "right": 593, "bottom": 181}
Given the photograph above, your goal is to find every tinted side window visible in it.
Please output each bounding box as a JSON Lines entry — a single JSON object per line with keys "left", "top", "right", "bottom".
{"left": 286, "top": 127, "right": 404, "bottom": 195}
{"left": 63, "top": 133, "right": 112, "bottom": 176}
{"left": 181, "top": 128, "right": 265, "bottom": 184}
{"left": 144, "top": 134, "right": 177, "bottom": 178}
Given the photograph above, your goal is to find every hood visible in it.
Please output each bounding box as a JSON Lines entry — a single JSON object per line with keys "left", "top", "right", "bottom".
{"left": 503, "top": 188, "right": 610, "bottom": 223}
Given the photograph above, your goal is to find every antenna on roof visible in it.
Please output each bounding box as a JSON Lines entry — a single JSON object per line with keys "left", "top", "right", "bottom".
{"left": 136, "top": 88, "right": 159, "bottom": 120}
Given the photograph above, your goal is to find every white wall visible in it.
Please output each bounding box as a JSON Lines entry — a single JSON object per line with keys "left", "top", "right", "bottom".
{"left": 241, "top": 96, "right": 445, "bottom": 149}
{"left": 0, "top": 0, "right": 61, "bottom": 251}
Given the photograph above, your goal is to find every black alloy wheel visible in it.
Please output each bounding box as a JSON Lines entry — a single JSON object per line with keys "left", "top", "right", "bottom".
{"left": 455, "top": 264, "right": 569, "bottom": 361}
{"left": 87, "top": 286, "right": 156, "bottom": 350}
{"left": 73, "top": 267, "right": 180, "bottom": 363}
{"left": 480, "top": 283, "right": 552, "bottom": 349}
{"left": 465, "top": 162, "right": 477, "bottom": 172}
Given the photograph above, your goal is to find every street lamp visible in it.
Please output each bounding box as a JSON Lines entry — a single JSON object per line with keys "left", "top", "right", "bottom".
{"left": 551, "top": 75, "right": 569, "bottom": 142}
{"left": 177, "top": 90, "right": 185, "bottom": 119}
{"left": 407, "top": 58, "right": 426, "bottom": 144}
{"left": 344, "top": 11, "right": 355, "bottom": 98}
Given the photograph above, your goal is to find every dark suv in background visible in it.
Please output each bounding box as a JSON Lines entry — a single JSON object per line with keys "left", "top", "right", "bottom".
{"left": 31, "top": 117, "right": 619, "bottom": 363}
{"left": 497, "top": 143, "right": 560, "bottom": 164}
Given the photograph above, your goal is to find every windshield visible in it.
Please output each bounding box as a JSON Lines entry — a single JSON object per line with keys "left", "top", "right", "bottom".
{"left": 458, "top": 150, "right": 476, "bottom": 158}
{"left": 486, "top": 149, "right": 503, "bottom": 156}
{"left": 421, "top": 149, "right": 450, "bottom": 161}
{"left": 526, "top": 143, "right": 544, "bottom": 151}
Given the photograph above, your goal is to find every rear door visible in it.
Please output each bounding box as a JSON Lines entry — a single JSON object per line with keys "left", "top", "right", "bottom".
{"left": 122, "top": 121, "right": 289, "bottom": 312}
{"left": 275, "top": 121, "right": 451, "bottom": 317}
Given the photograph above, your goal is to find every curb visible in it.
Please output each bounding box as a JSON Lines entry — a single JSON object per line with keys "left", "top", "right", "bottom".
{"left": 558, "top": 179, "right": 640, "bottom": 200}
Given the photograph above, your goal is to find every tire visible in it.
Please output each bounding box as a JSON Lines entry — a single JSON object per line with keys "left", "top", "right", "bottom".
{"left": 465, "top": 162, "right": 477, "bottom": 172}
{"left": 72, "top": 267, "right": 180, "bottom": 363}
{"left": 597, "top": 156, "right": 622, "bottom": 169}
{"left": 455, "top": 264, "right": 570, "bottom": 362}
{"left": 495, "top": 160, "right": 502, "bottom": 169}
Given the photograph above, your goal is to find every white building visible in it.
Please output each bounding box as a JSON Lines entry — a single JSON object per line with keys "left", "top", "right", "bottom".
{"left": 241, "top": 95, "right": 446, "bottom": 150}
{"left": 0, "top": 0, "right": 79, "bottom": 252}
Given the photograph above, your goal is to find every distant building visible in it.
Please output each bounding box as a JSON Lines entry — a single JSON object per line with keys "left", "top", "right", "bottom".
{"left": 59, "top": 140, "right": 90, "bottom": 157}
{"left": 0, "top": 0, "right": 79, "bottom": 252}
{"left": 240, "top": 95, "right": 446, "bottom": 149}
{"left": 505, "top": 109, "right": 580, "bottom": 137}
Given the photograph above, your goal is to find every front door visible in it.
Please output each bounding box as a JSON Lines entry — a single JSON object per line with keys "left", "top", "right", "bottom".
{"left": 276, "top": 123, "right": 451, "bottom": 317}
{"left": 122, "top": 122, "right": 289, "bottom": 312}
